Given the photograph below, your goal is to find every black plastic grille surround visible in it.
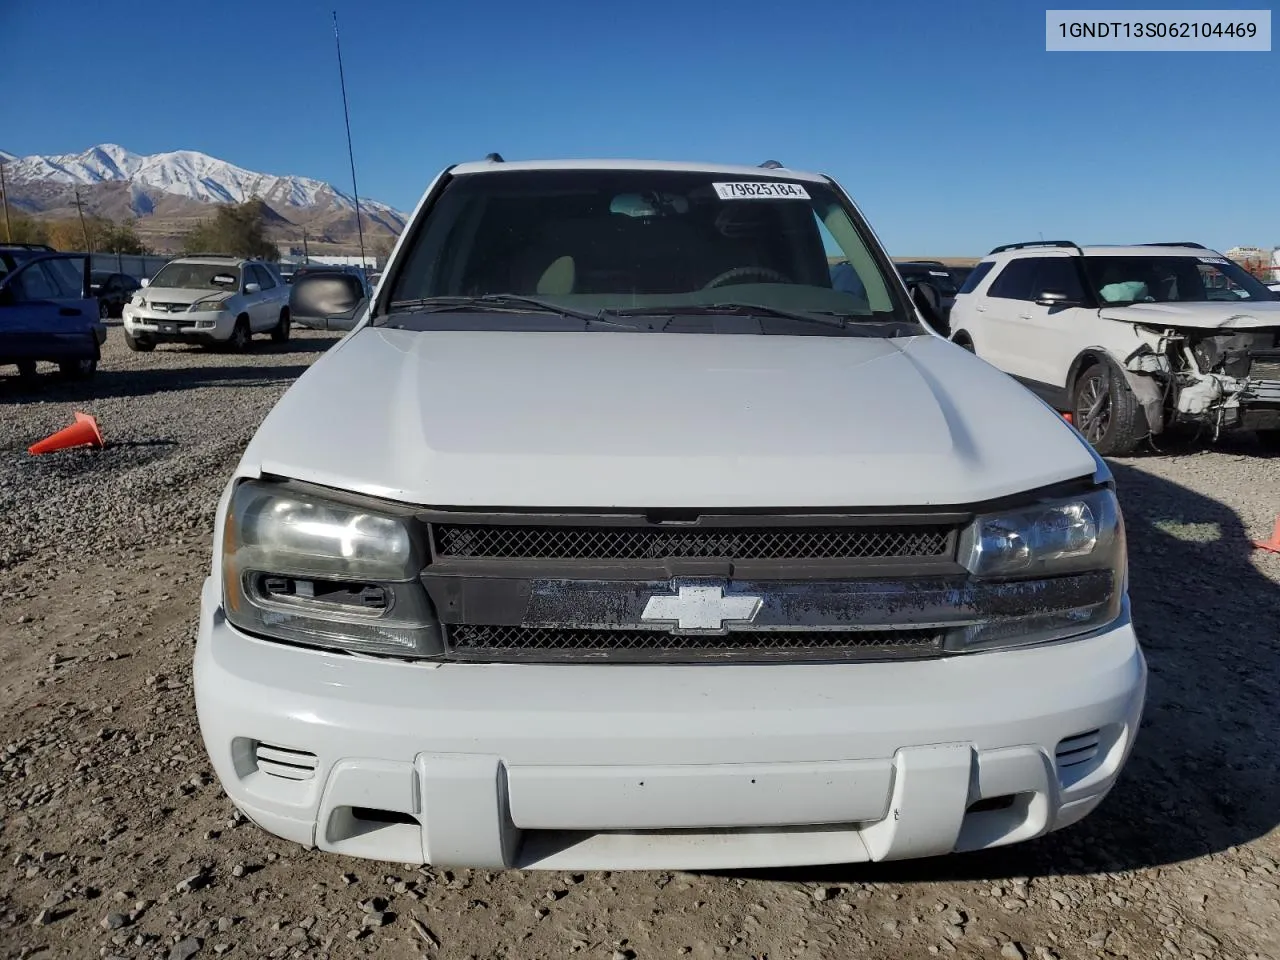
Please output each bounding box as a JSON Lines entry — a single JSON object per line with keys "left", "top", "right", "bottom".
{"left": 444, "top": 624, "right": 945, "bottom": 662}
{"left": 432, "top": 523, "right": 953, "bottom": 562}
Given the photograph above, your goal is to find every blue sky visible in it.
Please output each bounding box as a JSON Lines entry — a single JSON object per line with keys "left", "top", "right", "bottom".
{"left": 1, "top": 0, "right": 1275, "bottom": 254}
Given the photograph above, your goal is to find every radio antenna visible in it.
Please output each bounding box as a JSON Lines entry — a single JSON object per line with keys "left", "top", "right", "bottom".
{"left": 332, "top": 11, "right": 367, "bottom": 270}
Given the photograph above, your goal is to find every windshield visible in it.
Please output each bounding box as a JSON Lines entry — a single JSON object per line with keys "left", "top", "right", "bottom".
{"left": 1085, "top": 255, "right": 1275, "bottom": 305}
{"left": 897, "top": 264, "right": 958, "bottom": 296}
{"left": 150, "top": 261, "right": 241, "bottom": 291}
{"left": 382, "top": 169, "right": 917, "bottom": 336}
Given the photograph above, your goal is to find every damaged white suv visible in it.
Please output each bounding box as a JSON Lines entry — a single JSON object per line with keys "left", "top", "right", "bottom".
{"left": 194, "top": 159, "right": 1146, "bottom": 871}
{"left": 949, "top": 241, "right": 1280, "bottom": 454}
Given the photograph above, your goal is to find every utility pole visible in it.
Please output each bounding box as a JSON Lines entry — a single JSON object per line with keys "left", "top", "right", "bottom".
{"left": 73, "top": 187, "right": 93, "bottom": 253}
{"left": 302, "top": 227, "right": 310, "bottom": 263}
{"left": 0, "top": 158, "right": 11, "bottom": 243}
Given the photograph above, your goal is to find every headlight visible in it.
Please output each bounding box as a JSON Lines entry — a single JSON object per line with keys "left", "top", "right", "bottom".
{"left": 132, "top": 296, "right": 147, "bottom": 308}
{"left": 190, "top": 296, "right": 230, "bottom": 312}
{"left": 222, "top": 480, "right": 441, "bottom": 657}
{"left": 948, "top": 487, "right": 1125, "bottom": 653}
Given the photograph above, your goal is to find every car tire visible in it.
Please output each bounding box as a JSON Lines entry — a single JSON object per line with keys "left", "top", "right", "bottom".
{"left": 59, "top": 357, "right": 98, "bottom": 380}
{"left": 98, "top": 300, "right": 110, "bottom": 320}
{"left": 124, "top": 331, "right": 155, "bottom": 352}
{"left": 952, "top": 332, "right": 976, "bottom": 353}
{"left": 1256, "top": 429, "right": 1280, "bottom": 452}
{"left": 227, "top": 316, "right": 252, "bottom": 353}
{"left": 1072, "top": 360, "right": 1144, "bottom": 456}
{"left": 16, "top": 360, "right": 39, "bottom": 384}
{"left": 270, "top": 309, "right": 291, "bottom": 344}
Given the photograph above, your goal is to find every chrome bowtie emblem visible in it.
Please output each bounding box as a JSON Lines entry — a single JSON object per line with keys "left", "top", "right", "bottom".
{"left": 641, "top": 584, "right": 763, "bottom": 633}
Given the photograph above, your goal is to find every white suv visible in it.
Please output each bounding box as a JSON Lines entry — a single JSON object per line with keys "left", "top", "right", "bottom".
{"left": 193, "top": 159, "right": 1146, "bottom": 871}
{"left": 949, "top": 241, "right": 1280, "bottom": 454}
{"left": 122, "top": 256, "right": 291, "bottom": 352}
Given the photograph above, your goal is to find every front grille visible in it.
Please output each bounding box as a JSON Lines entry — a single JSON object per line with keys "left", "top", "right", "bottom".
{"left": 444, "top": 624, "right": 945, "bottom": 663}
{"left": 150, "top": 301, "right": 188, "bottom": 313}
{"left": 432, "top": 523, "right": 952, "bottom": 562}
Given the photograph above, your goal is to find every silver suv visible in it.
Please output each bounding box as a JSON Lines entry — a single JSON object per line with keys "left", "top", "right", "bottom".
{"left": 122, "top": 256, "right": 291, "bottom": 352}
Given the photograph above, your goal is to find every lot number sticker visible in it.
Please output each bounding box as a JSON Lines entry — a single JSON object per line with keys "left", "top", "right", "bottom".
{"left": 713, "top": 181, "right": 810, "bottom": 200}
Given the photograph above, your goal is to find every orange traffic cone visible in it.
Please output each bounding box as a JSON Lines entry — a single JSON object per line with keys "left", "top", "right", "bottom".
{"left": 1253, "top": 517, "right": 1280, "bottom": 555}
{"left": 28, "top": 412, "right": 104, "bottom": 456}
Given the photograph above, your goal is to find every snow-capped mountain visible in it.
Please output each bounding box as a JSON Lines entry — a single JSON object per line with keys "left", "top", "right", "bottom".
{"left": 1, "top": 144, "right": 406, "bottom": 237}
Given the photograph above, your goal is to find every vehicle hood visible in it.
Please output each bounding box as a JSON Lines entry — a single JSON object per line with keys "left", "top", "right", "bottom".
{"left": 139, "top": 286, "right": 232, "bottom": 305}
{"left": 1099, "top": 299, "right": 1280, "bottom": 330}
{"left": 238, "top": 328, "right": 1101, "bottom": 508}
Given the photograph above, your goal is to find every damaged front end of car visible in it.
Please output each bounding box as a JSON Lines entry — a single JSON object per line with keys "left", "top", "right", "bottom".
{"left": 1121, "top": 324, "right": 1280, "bottom": 439}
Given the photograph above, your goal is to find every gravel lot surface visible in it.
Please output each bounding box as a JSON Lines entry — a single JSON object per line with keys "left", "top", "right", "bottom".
{"left": 2, "top": 329, "right": 1279, "bottom": 960}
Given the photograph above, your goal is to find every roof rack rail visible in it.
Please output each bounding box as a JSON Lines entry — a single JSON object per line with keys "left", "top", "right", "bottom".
{"left": 0, "top": 242, "right": 55, "bottom": 251}
{"left": 484, "top": 152, "right": 504, "bottom": 162}
{"left": 1138, "top": 241, "right": 1206, "bottom": 249}
{"left": 988, "top": 240, "right": 1083, "bottom": 255}
{"left": 759, "top": 160, "right": 784, "bottom": 169}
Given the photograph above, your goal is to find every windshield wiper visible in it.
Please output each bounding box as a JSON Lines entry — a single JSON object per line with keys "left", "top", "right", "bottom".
{"left": 382, "top": 295, "right": 644, "bottom": 330}
{"left": 611, "top": 302, "right": 857, "bottom": 332}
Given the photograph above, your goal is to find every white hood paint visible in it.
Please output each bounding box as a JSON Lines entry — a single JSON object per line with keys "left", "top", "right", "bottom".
{"left": 141, "top": 287, "right": 217, "bottom": 306}
{"left": 239, "top": 329, "right": 1099, "bottom": 508}
{"left": 1100, "top": 299, "right": 1280, "bottom": 331}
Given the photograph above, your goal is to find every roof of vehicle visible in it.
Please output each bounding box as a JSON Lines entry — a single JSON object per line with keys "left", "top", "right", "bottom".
{"left": 446, "top": 157, "right": 829, "bottom": 183}
{"left": 983, "top": 242, "right": 1222, "bottom": 261}
{"left": 166, "top": 255, "right": 252, "bottom": 265}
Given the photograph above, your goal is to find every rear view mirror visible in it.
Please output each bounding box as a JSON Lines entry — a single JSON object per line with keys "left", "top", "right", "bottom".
{"left": 244, "top": 282, "right": 262, "bottom": 295}
{"left": 140, "top": 277, "right": 150, "bottom": 288}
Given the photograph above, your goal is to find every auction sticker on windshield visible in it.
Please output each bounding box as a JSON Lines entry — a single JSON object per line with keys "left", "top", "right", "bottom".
{"left": 713, "top": 182, "right": 811, "bottom": 200}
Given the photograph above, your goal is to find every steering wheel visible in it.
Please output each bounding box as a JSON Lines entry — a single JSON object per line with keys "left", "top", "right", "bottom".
{"left": 702, "top": 266, "right": 792, "bottom": 290}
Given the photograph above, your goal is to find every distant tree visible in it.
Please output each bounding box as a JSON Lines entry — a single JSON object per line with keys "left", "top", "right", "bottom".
{"left": 46, "top": 219, "right": 87, "bottom": 251}
{"left": 100, "top": 218, "right": 147, "bottom": 255}
{"left": 182, "top": 200, "right": 278, "bottom": 260}
{"left": 370, "top": 235, "right": 395, "bottom": 261}
{"left": 5, "top": 214, "right": 49, "bottom": 245}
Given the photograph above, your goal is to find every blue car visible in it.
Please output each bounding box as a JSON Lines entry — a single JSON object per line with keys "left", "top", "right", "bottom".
{"left": 0, "top": 249, "right": 106, "bottom": 382}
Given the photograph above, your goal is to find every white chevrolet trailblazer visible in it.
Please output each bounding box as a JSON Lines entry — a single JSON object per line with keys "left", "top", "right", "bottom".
{"left": 949, "top": 241, "right": 1280, "bottom": 455}
{"left": 122, "top": 255, "right": 291, "bottom": 352}
{"left": 194, "top": 158, "right": 1147, "bottom": 871}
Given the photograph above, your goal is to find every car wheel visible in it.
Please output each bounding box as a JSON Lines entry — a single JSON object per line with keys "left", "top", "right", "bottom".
{"left": 16, "top": 360, "right": 39, "bottom": 384}
{"left": 227, "top": 316, "right": 252, "bottom": 353}
{"left": 98, "top": 300, "right": 110, "bottom": 320}
{"left": 270, "top": 309, "right": 291, "bottom": 344}
{"left": 1256, "top": 429, "right": 1280, "bottom": 452}
{"left": 1072, "top": 361, "right": 1143, "bottom": 456}
{"left": 124, "top": 331, "right": 155, "bottom": 352}
{"left": 59, "top": 357, "right": 98, "bottom": 380}
{"left": 952, "top": 333, "right": 976, "bottom": 353}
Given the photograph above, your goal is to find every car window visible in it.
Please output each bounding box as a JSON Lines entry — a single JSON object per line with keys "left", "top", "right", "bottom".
{"left": 986, "top": 259, "right": 1037, "bottom": 301}
{"left": 252, "top": 264, "right": 277, "bottom": 290}
{"left": 1084, "top": 255, "right": 1274, "bottom": 305}
{"left": 41, "top": 258, "right": 85, "bottom": 298}
{"left": 385, "top": 168, "right": 911, "bottom": 333}
{"left": 957, "top": 261, "right": 993, "bottom": 294}
{"left": 1029, "top": 258, "right": 1086, "bottom": 301}
{"left": 7, "top": 262, "right": 59, "bottom": 301}
{"left": 151, "top": 261, "right": 242, "bottom": 291}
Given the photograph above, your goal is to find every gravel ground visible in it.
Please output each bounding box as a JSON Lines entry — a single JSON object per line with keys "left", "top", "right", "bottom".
{"left": 2, "top": 328, "right": 1279, "bottom": 960}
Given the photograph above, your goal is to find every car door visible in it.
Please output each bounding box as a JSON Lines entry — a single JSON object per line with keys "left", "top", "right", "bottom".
{"left": 0, "top": 255, "right": 98, "bottom": 357}
{"left": 248, "top": 265, "right": 279, "bottom": 330}
{"left": 970, "top": 258, "right": 1037, "bottom": 376}
{"left": 1013, "top": 256, "right": 1092, "bottom": 401}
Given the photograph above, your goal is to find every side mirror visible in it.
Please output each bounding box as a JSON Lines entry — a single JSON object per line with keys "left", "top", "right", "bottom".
{"left": 244, "top": 282, "right": 262, "bottom": 295}
{"left": 140, "top": 277, "right": 150, "bottom": 288}
{"left": 289, "top": 273, "right": 368, "bottom": 332}
{"left": 1035, "top": 289, "right": 1079, "bottom": 308}
{"left": 906, "top": 279, "right": 947, "bottom": 335}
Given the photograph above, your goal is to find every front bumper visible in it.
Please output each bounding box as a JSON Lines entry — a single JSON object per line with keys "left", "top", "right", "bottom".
{"left": 194, "top": 578, "right": 1146, "bottom": 870}
{"left": 1, "top": 332, "right": 100, "bottom": 366}
{"left": 123, "top": 306, "right": 234, "bottom": 342}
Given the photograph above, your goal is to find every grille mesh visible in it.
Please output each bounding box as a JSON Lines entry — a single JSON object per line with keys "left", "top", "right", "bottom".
{"left": 433, "top": 524, "right": 951, "bottom": 562}
{"left": 445, "top": 624, "right": 944, "bottom": 661}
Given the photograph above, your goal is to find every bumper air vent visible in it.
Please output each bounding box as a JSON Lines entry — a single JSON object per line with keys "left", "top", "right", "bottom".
{"left": 254, "top": 743, "right": 319, "bottom": 782}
